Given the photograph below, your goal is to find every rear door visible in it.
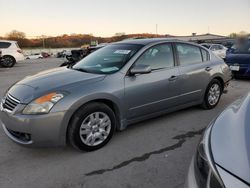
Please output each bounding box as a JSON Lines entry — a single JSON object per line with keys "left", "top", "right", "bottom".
{"left": 174, "top": 43, "right": 211, "bottom": 104}
{"left": 124, "top": 43, "right": 180, "bottom": 119}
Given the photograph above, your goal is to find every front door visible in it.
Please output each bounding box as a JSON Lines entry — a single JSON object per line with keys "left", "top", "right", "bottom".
{"left": 124, "top": 43, "right": 180, "bottom": 119}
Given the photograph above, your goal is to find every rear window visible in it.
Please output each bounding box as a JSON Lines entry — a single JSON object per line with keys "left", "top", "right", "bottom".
{"left": 231, "top": 43, "right": 250, "bottom": 54}
{"left": 176, "top": 43, "right": 203, "bottom": 66}
{"left": 0, "top": 42, "right": 11, "bottom": 49}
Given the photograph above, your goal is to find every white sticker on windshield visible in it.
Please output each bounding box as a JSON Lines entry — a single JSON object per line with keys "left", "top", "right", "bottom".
{"left": 101, "top": 67, "right": 119, "bottom": 72}
{"left": 114, "top": 50, "right": 131, "bottom": 54}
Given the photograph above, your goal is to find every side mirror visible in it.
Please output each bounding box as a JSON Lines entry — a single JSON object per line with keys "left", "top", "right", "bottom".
{"left": 130, "top": 64, "right": 152, "bottom": 75}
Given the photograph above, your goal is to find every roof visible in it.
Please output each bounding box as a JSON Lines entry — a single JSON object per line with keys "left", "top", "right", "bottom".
{"left": 115, "top": 38, "right": 177, "bottom": 45}
{"left": 0, "top": 40, "right": 17, "bottom": 43}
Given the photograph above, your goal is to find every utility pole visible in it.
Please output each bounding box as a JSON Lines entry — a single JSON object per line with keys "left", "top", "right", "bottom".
{"left": 41, "top": 35, "right": 46, "bottom": 49}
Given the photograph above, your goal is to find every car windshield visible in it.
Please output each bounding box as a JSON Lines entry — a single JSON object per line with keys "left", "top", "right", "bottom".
{"left": 72, "top": 44, "right": 143, "bottom": 74}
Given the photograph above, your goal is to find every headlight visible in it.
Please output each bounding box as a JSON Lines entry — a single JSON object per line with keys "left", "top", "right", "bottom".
{"left": 194, "top": 121, "right": 224, "bottom": 188}
{"left": 22, "top": 92, "right": 64, "bottom": 115}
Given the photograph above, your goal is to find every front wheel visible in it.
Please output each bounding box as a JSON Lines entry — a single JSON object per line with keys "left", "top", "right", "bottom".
{"left": 202, "top": 79, "right": 223, "bottom": 109}
{"left": 68, "top": 103, "right": 116, "bottom": 151}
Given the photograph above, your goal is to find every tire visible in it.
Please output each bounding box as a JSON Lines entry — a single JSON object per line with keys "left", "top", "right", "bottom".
{"left": 68, "top": 102, "right": 116, "bottom": 151}
{"left": 2, "top": 55, "right": 16, "bottom": 68}
{"left": 202, "top": 79, "right": 223, "bottom": 110}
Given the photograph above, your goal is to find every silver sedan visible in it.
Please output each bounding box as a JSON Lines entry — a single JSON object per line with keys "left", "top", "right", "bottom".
{"left": 0, "top": 39, "right": 231, "bottom": 151}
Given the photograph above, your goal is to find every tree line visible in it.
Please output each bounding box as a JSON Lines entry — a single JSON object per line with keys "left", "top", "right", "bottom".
{"left": 1, "top": 30, "right": 249, "bottom": 49}
{"left": 0, "top": 30, "right": 169, "bottom": 48}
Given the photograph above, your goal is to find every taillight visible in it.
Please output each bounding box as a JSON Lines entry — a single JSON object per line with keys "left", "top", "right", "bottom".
{"left": 17, "top": 49, "right": 22, "bottom": 54}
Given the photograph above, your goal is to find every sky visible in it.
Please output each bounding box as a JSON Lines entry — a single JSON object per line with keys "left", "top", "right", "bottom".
{"left": 0, "top": 0, "right": 249, "bottom": 37}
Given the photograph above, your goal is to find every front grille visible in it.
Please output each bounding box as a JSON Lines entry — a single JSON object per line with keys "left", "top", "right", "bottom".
{"left": 2, "top": 94, "right": 20, "bottom": 112}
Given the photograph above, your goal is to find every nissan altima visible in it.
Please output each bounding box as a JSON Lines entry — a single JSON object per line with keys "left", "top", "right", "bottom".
{"left": 0, "top": 39, "right": 231, "bottom": 151}
{"left": 186, "top": 92, "right": 250, "bottom": 188}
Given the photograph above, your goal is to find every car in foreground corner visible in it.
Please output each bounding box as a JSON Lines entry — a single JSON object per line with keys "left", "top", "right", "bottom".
{"left": 186, "top": 93, "right": 250, "bottom": 188}
{"left": 201, "top": 43, "right": 228, "bottom": 59}
{"left": 0, "top": 40, "right": 25, "bottom": 67}
{"left": 225, "top": 41, "right": 250, "bottom": 78}
{"left": 0, "top": 39, "right": 231, "bottom": 151}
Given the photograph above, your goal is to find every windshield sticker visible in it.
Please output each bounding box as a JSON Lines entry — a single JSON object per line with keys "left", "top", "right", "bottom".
{"left": 100, "top": 67, "right": 119, "bottom": 72}
{"left": 114, "top": 50, "right": 131, "bottom": 54}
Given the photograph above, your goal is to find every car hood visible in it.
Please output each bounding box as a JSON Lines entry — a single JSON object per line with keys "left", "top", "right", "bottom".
{"left": 8, "top": 67, "right": 105, "bottom": 103}
{"left": 211, "top": 93, "right": 250, "bottom": 184}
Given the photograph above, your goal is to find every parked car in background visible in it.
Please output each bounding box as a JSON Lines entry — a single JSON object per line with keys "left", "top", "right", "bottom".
{"left": 41, "top": 52, "right": 50, "bottom": 58}
{"left": 0, "top": 40, "right": 25, "bottom": 67}
{"left": 56, "top": 50, "right": 71, "bottom": 58}
{"left": 26, "top": 53, "right": 43, "bottom": 60}
{"left": 225, "top": 41, "right": 250, "bottom": 78}
{"left": 60, "top": 44, "right": 107, "bottom": 67}
{"left": 201, "top": 43, "right": 228, "bottom": 59}
{"left": 186, "top": 93, "right": 250, "bottom": 188}
{"left": 0, "top": 39, "right": 231, "bottom": 151}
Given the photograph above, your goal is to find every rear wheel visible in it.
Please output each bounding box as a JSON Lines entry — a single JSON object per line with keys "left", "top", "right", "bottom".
{"left": 202, "top": 79, "right": 223, "bottom": 109}
{"left": 2, "top": 55, "right": 16, "bottom": 67}
{"left": 68, "top": 102, "right": 116, "bottom": 151}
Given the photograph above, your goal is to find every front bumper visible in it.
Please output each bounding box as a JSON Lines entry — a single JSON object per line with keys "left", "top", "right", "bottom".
{"left": 185, "top": 157, "right": 199, "bottom": 188}
{"left": 0, "top": 109, "right": 67, "bottom": 147}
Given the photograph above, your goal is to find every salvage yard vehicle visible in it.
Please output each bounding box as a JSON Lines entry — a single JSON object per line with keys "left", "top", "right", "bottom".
{"left": 0, "top": 40, "right": 25, "bottom": 67}
{"left": 201, "top": 43, "right": 228, "bottom": 59}
{"left": 0, "top": 39, "right": 231, "bottom": 151}
{"left": 185, "top": 92, "right": 250, "bottom": 188}
{"left": 26, "top": 53, "right": 43, "bottom": 60}
{"left": 225, "top": 41, "right": 250, "bottom": 78}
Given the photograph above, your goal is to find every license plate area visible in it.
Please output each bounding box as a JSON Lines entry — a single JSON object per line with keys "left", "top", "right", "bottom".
{"left": 229, "top": 65, "right": 240, "bottom": 71}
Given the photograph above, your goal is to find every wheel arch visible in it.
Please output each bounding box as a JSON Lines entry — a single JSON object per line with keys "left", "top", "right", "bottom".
{"left": 211, "top": 75, "right": 225, "bottom": 91}
{"left": 65, "top": 98, "right": 123, "bottom": 145}
{"left": 2, "top": 54, "right": 16, "bottom": 62}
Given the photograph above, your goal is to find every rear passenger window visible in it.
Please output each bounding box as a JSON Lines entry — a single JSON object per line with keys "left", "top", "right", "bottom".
{"left": 0, "top": 42, "right": 11, "bottom": 48}
{"left": 176, "top": 43, "right": 203, "bottom": 66}
{"left": 135, "top": 43, "right": 174, "bottom": 70}
{"left": 201, "top": 48, "right": 209, "bottom": 61}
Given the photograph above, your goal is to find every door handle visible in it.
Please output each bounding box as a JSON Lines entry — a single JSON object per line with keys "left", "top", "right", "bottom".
{"left": 205, "top": 67, "right": 212, "bottom": 72}
{"left": 168, "top": 75, "right": 178, "bottom": 81}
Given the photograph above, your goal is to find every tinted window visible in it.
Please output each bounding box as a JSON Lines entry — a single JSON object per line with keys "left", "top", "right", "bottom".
{"left": 73, "top": 44, "right": 142, "bottom": 74}
{"left": 231, "top": 43, "right": 250, "bottom": 54}
{"left": 135, "top": 43, "right": 174, "bottom": 70}
{"left": 0, "top": 42, "right": 11, "bottom": 49}
{"left": 201, "top": 49, "right": 209, "bottom": 61}
{"left": 176, "top": 43, "right": 203, "bottom": 65}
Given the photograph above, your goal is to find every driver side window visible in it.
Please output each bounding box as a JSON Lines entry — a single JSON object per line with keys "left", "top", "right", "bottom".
{"left": 135, "top": 43, "right": 174, "bottom": 70}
